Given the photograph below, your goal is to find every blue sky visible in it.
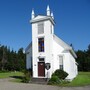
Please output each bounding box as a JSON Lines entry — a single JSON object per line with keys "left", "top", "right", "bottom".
{"left": 0, "top": 0, "right": 90, "bottom": 51}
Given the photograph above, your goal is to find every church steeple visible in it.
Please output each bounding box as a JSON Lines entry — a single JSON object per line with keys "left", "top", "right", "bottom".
{"left": 31, "top": 9, "right": 35, "bottom": 19}
{"left": 47, "top": 5, "right": 50, "bottom": 16}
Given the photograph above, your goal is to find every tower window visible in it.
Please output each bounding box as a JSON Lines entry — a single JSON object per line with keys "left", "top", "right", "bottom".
{"left": 38, "top": 23, "right": 44, "bottom": 34}
{"left": 38, "top": 38, "right": 44, "bottom": 52}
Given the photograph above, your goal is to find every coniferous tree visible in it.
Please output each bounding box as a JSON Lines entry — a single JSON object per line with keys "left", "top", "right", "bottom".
{"left": 17, "top": 48, "right": 25, "bottom": 71}
{"left": 76, "top": 45, "right": 90, "bottom": 71}
{"left": 0, "top": 44, "right": 26, "bottom": 71}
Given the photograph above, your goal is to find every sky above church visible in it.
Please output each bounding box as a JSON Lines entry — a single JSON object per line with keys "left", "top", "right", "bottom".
{"left": 0, "top": 0, "right": 90, "bottom": 51}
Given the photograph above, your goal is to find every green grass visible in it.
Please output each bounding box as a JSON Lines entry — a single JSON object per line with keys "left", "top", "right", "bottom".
{"left": 0, "top": 71, "right": 90, "bottom": 86}
{"left": 0, "top": 71, "right": 24, "bottom": 83}
{"left": 0, "top": 71, "right": 23, "bottom": 79}
{"left": 60, "top": 72, "right": 90, "bottom": 87}
{"left": 0, "top": 71, "right": 31, "bottom": 83}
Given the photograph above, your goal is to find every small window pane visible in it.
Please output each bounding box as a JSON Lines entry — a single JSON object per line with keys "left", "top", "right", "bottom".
{"left": 59, "top": 65, "right": 63, "bottom": 70}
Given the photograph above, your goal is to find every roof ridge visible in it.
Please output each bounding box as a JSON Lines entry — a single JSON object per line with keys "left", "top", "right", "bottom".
{"left": 53, "top": 34, "right": 72, "bottom": 49}
{"left": 53, "top": 34, "right": 77, "bottom": 58}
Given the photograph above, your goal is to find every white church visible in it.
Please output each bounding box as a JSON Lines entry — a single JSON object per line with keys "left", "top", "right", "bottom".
{"left": 26, "top": 6, "right": 78, "bottom": 80}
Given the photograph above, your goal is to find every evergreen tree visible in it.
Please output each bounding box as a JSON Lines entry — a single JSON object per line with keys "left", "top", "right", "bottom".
{"left": 76, "top": 45, "right": 90, "bottom": 71}
{"left": 0, "top": 44, "right": 26, "bottom": 71}
{"left": 17, "top": 48, "right": 25, "bottom": 71}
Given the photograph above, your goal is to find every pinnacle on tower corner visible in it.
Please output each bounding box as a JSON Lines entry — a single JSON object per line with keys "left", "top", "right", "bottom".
{"left": 47, "top": 5, "right": 50, "bottom": 16}
{"left": 51, "top": 12, "right": 54, "bottom": 19}
{"left": 31, "top": 9, "right": 35, "bottom": 19}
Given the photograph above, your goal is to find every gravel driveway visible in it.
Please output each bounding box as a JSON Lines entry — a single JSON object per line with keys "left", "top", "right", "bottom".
{"left": 0, "top": 78, "right": 90, "bottom": 90}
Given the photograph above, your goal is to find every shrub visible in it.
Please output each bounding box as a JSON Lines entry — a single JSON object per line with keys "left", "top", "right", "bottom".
{"left": 52, "top": 69, "right": 68, "bottom": 80}
{"left": 48, "top": 69, "right": 68, "bottom": 84}
{"left": 22, "top": 69, "right": 31, "bottom": 83}
{"left": 48, "top": 76, "right": 61, "bottom": 84}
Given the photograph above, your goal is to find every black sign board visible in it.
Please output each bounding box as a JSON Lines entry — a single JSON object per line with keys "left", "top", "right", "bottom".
{"left": 45, "top": 63, "right": 51, "bottom": 70}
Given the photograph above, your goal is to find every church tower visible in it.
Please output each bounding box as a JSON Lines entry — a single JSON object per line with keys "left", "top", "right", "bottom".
{"left": 26, "top": 5, "right": 78, "bottom": 80}
{"left": 30, "top": 5, "right": 55, "bottom": 78}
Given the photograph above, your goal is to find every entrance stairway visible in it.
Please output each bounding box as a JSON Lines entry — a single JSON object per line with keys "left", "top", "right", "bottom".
{"left": 30, "top": 78, "right": 49, "bottom": 84}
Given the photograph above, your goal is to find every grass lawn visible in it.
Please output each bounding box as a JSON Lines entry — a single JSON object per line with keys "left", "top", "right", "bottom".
{"left": 0, "top": 71, "right": 23, "bottom": 79}
{"left": 0, "top": 71, "right": 90, "bottom": 86}
{"left": 60, "top": 72, "right": 90, "bottom": 87}
{"left": 0, "top": 71, "right": 24, "bottom": 82}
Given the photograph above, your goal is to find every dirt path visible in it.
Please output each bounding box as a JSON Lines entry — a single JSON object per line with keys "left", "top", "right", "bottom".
{"left": 0, "top": 78, "right": 90, "bottom": 90}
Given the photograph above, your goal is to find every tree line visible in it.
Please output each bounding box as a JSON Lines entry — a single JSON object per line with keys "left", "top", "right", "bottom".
{"left": 76, "top": 44, "right": 90, "bottom": 71}
{"left": 0, "top": 44, "right": 90, "bottom": 71}
{"left": 0, "top": 44, "right": 25, "bottom": 71}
